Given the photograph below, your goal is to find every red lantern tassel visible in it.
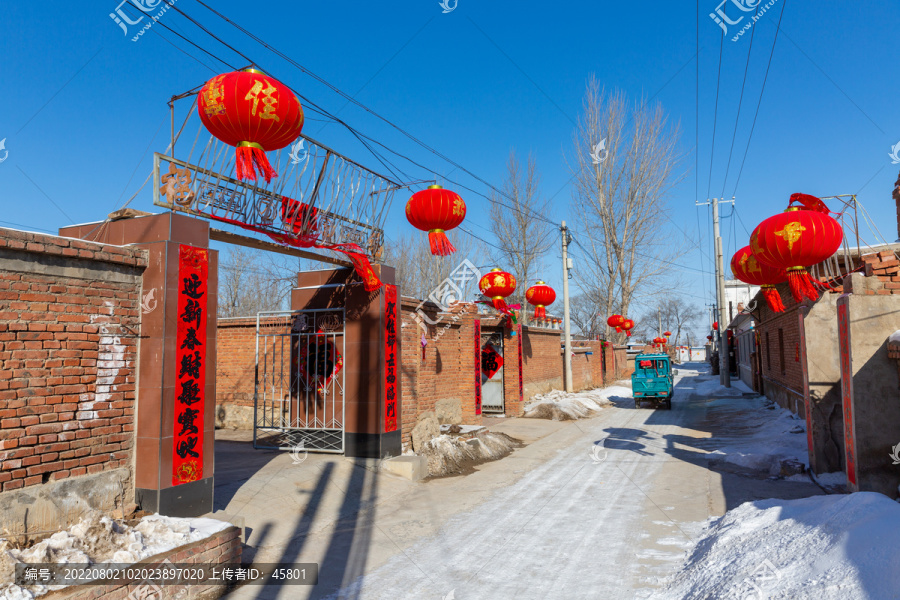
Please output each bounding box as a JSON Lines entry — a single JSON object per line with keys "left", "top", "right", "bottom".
{"left": 236, "top": 143, "right": 278, "bottom": 184}
{"left": 787, "top": 268, "right": 820, "bottom": 303}
{"left": 761, "top": 286, "right": 786, "bottom": 313}
{"left": 534, "top": 306, "right": 546, "bottom": 319}
{"left": 492, "top": 297, "right": 509, "bottom": 312}
{"left": 626, "top": 331, "right": 631, "bottom": 337}
{"left": 427, "top": 229, "right": 456, "bottom": 256}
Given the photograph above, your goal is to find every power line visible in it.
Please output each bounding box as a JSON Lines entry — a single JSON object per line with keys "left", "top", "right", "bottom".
{"left": 706, "top": 15, "right": 725, "bottom": 199}
{"left": 731, "top": 0, "right": 789, "bottom": 198}
{"left": 720, "top": 3, "right": 761, "bottom": 198}
{"left": 184, "top": 0, "right": 557, "bottom": 227}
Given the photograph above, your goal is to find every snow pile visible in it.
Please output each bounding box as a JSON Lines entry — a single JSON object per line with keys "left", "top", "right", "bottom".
{"left": 889, "top": 330, "right": 900, "bottom": 343}
{"left": 650, "top": 493, "right": 900, "bottom": 600}
{"left": 0, "top": 512, "right": 230, "bottom": 598}
{"left": 704, "top": 395, "right": 810, "bottom": 476}
{"left": 524, "top": 385, "right": 631, "bottom": 420}
{"left": 695, "top": 377, "right": 745, "bottom": 398}
{"left": 418, "top": 432, "right": 521, "bottom": 477}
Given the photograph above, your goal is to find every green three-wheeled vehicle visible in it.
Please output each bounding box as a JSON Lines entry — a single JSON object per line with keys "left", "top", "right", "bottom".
{"left": 631, "top": 353, "right": 677, "bottom": 410}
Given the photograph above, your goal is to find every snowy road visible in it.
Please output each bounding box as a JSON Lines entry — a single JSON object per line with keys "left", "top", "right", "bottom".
{"left": 224, "top": 364, "right": 823, "bottom": 600}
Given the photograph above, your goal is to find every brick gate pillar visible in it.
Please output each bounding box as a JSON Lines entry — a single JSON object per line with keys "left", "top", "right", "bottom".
{"left": 292, "top": 266, "right": 402, "bottom": 458}
{"left": 60, "top": 213, "right": 217, "bottom": 516}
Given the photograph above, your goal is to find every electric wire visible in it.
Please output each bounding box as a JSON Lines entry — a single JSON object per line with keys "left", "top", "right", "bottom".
{"left": 720, "top": 3, "right": 761, "bottom": 198}
{"left": 731, "top": 0, "right": 788, "bottom": 198}
{"left": 706, "top": 14, "right": 725, "bottom": 199}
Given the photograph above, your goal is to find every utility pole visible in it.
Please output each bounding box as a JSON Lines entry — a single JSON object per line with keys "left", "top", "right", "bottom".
{"left": 698, "top": 198, "right": 733, "bottom": 387}
{"left": 561, "top": 221, "right": 573, "bottom": 392}
{"left": 657, "top": 309, "right": 662, "bottom": 337}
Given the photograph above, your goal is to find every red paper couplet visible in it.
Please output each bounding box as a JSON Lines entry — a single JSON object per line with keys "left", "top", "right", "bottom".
{"left": 474, "top": 320, "right": 482, "bottom": 415}
{"left": 517, "top": 324, "right": 524, "bottom": 403}
{"left": 384, "top": 285, "right": 398, "bottom": 433}
{"left": 173, "top": 245, "right": 207, "bottom": 486}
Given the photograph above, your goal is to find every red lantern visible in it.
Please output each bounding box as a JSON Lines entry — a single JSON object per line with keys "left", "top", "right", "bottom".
{"left": 197, "top": 69, "right": 305, "bottom": 183}
{"left": 525, "top": 281, "right": 556, "bottom": 319}
{"left": 607, "top": 315, "right": 625, "bottom": 332}
{"left": 479, "top": 268, "right": 517, "bottom": 312}
{"left": 664, "top": 331, "right": 672, "bottom": 338}
{"left": 405, "top": 185, "right": 466, "bottom": 256}
{"left": 621, "top": 319, "right": 634, "bottom": 337}
{"left": 713, "top": 321, "right": 718, "bottom": 331}
{"left": 750, "top": 198, "right": 843, "bottom": 302}
{"left": 731, "top": 245, "right": 788, "bottom": 313}
{"left": 707, "top": 335, "right": 713, "bottom": 341}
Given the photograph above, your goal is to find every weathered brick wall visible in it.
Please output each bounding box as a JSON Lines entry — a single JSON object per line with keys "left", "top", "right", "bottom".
{"left": 754, "top": 281, "right": 807, "bottom": 415}
{"left": 214, "top": 291, "right": 623, "bottom": 446}
{"left": 50, "top": 524, "right": 241, "bottom": 599}
{"left": 0, "top": 227, "right": 146, "bottom": 517}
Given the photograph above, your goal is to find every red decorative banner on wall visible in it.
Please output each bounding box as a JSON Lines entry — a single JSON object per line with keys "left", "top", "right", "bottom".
{"left": 474, "top": 319, "right": 482, "bottom": 415}
{"left": 384, "top": 285, "right": 398, "bottom": 433}
{"left": 173, "top": 245, "right": 208, "bottom": 486}
{"left": 517, "top": 324, "right": 524, "bottom": 404}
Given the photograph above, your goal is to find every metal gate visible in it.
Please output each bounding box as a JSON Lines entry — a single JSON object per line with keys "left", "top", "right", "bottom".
{"left": 253, "top": 309, "right": 345, "bottom": 453}
{"left": 481, "top": 331, "right": 505, "bottom": 413}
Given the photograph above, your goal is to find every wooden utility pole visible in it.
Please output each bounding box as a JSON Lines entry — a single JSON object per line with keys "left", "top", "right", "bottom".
{"left": 561, "top": 221, "right": 573, "bottom": 392}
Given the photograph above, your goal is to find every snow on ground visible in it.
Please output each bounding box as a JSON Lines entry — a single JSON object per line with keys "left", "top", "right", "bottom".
{"left": 650, "top": 492, "right": 900, "bottom": 600}
{"left": 702, "top": 390, "right": 811, "bottom": 476}
{"left": 524, "top": 383, "right": 632, "bottom": 420}
{"left": 0, "top": 512, "right": 230, "bottom": 599}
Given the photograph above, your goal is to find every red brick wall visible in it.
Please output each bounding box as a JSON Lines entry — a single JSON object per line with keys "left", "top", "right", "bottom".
{"left": 0, "top": 227, "right": 147, "bottom": 492}
{"left": 51, "top": 524, "right": 241, "bottom": 600}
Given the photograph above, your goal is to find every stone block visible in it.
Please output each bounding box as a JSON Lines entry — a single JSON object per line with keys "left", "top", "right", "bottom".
{"left": 380, "top": 455, "right": 427, "bottom": 481}
{"left": 434, "top": 398, "right": 462, "bottom": 425}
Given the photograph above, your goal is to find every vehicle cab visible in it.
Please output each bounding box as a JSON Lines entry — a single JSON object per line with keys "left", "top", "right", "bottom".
{"left": 631, "top": 353, "right": 676, "bottom": 410}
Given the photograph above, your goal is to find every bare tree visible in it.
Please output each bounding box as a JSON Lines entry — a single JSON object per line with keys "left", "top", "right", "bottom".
{"left": 489, "top": 151, "right": 555, "bottom": 324}
{"left": 217, "top": 246, "right": 297, "bottom": 318}
{"left": 383, "top": 229, "right": 484, "bottom": 302}
{"left": 570, "top": 78, "right": 685, "bottom": 340}
{"left": 569, "top": 292, "right": 603, "bottom": 338}
{"left": 642, "top": 296, "right": 704, "bottom": 347}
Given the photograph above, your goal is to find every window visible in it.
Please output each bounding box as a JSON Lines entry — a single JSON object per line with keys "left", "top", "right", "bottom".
{"left": 766, "top": 332, "right": 771, "bottom": 370}
{"left": 778, "top": 328, "right": 785, "bottom": 375}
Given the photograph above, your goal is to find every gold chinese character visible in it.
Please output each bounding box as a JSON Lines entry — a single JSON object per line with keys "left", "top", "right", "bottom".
{"left": 494, "top": 274, "right": 507, "bottom": 288}
{"left": 244, "top": 79, "right": 280, "bottom": 121}
{"left": 451, "top": 198, "right": 464, "bottom": 217}
{"left": 774, "top": 221, "right": 807, "bottom": 250}
{"left": 202, "top": 75, "right": 226, "bottom": 117}
{"left": 160, "top": 162, "right": 194, "bottom": 207}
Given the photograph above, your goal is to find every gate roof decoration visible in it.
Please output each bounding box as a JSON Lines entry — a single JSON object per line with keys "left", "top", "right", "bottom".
{"left": 154, "top": 100, "right": 402, "bottom": 291}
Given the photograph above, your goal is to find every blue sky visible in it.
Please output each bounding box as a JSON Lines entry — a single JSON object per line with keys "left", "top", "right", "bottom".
{"left": 2, "top": 0, "right": 899, "bottom": 323}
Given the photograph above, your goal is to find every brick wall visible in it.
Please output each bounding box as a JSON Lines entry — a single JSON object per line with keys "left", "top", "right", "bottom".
{"left": 754, "top": 281, "right": 807, "bottom": 414}
{"left": 0, "top": 227, "right": 147, "bottom": 497}
{"left": 214, "top": 291, "right": 625, "bottom": 447}
{"left": 50, "top": 524, "right": 241, "bottom": 599}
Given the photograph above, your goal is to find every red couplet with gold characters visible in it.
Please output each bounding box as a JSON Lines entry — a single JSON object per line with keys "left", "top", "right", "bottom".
{"left": 173, "top": 245, "right": 208, "bottom": 486}
{"left": 525, "top": 281, "right": 556, "bottom": 319}
{"left": 197, "top": 68, "right": 305, "bottom": 183}
{"left": 731, "top": 245, "right": 788, "bottom": 313}
{"left": 750, "top": 195, "right": 843, "bottom": 303}
{"left": 405, "top": 185, "right": 467, "bottom": 256}
{"left": 479, "top": 268, "right": 517, "bottom": 312}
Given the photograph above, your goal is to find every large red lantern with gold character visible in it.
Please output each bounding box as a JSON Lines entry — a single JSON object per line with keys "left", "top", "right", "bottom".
{"left": 750, "top": 195, "right": 843, "bottom": 302}
{"left": 479, "top": 268, "right": 517, "bottom": 312}
{"left": 525, "top": 281, "right": 556, "bottom": 319}
{"left": 197, "top": 69, "right": 305, "bottom": 183}
{"left": 731, "top": 245, "right": 788, "bottom": 313}
{"left": 405, "top": 185, "right": 466, "bottom": 256}
{"left": 607, "top": 315, "right": 625, "bottom": 332}
{"left": 621, "top": 318, "right": 634, "bottom": 337}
